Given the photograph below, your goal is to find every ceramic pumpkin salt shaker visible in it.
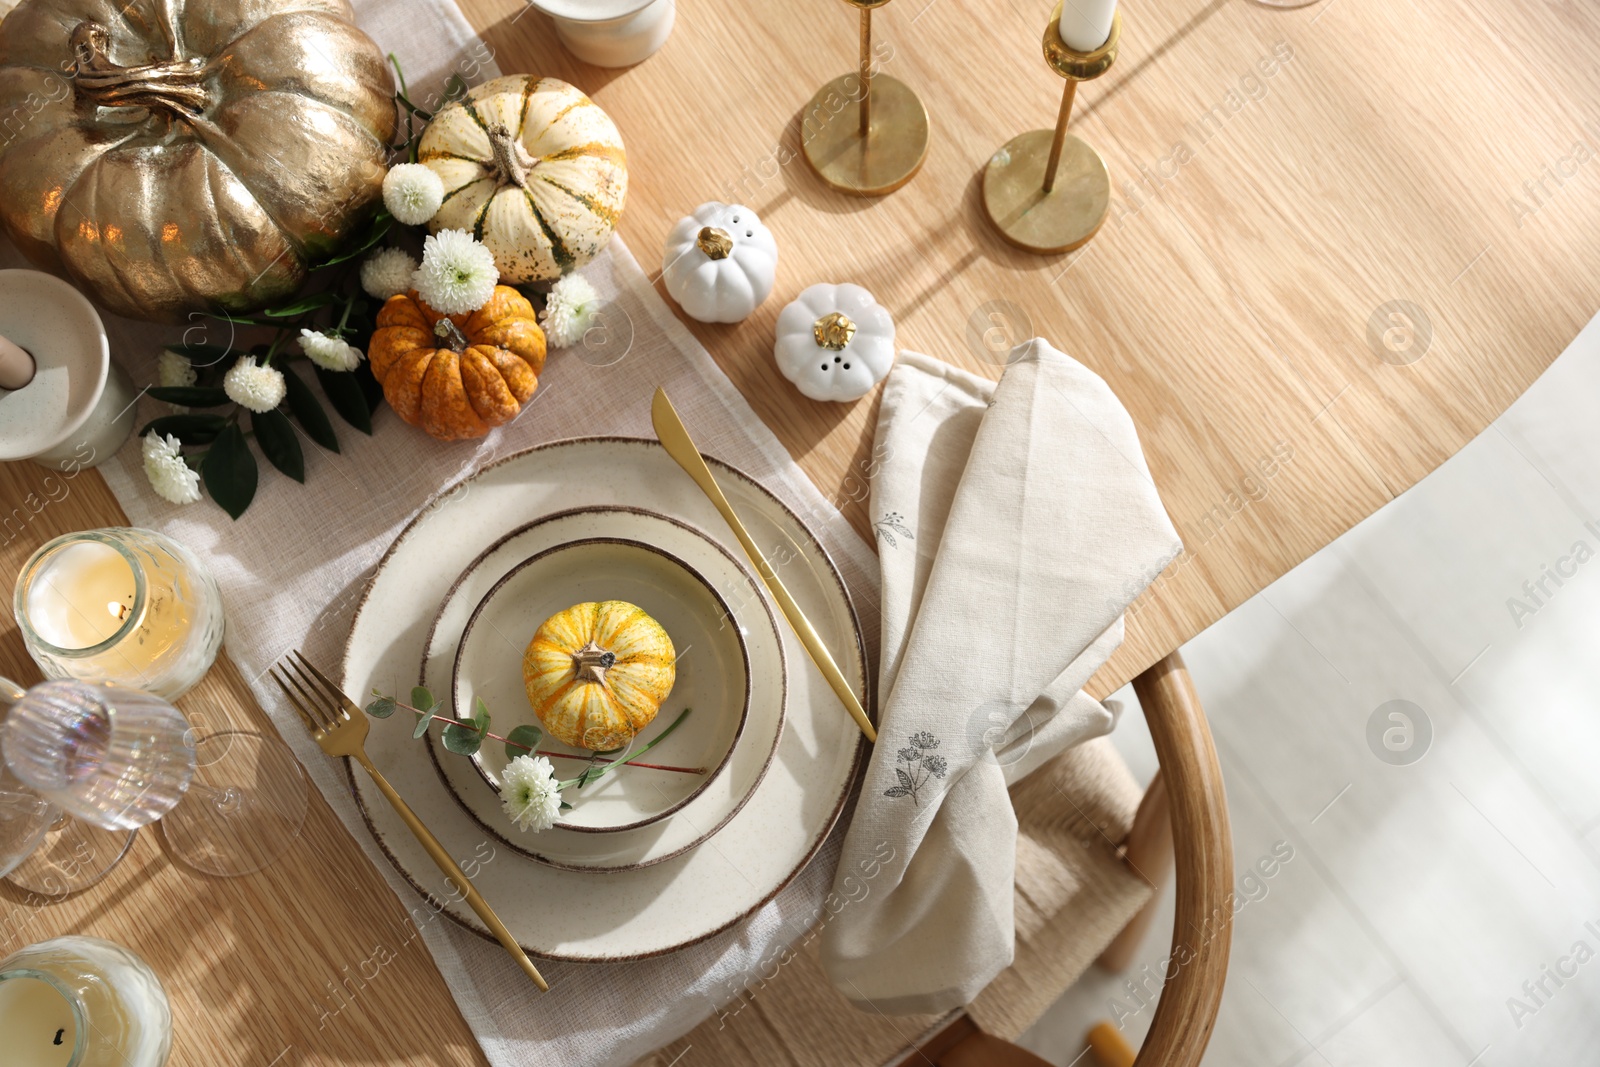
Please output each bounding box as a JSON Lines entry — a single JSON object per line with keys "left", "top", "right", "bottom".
{"left": 368, "top": 287, "right": 547, "bottom": 441}
{"left": 661, "top": 203, "right": 777, "bottom": 323}
{"left": 774, "top": 283, "right": 895, "bottom": 402}
{"left": 419, "top": 75, "right": 627, "bottom": 283}
{"left": 522, "top": 601, "right": 676, "bottom": 751}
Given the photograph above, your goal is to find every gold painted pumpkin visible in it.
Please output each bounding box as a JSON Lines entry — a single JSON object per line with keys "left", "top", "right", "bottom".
{"left": 418, "top": 74, "right": 626, "bottom": 283}
{"left": 0, "top": 0, "right": 395, "bottom": 322}
{"left": 522, "top": 601, "right": 675, "bottom": 751}
{"left": 368, "top": 285, "right": 547, "bottom": 441}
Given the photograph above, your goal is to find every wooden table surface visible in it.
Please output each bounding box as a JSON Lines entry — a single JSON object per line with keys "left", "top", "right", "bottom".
{"left": 3, "top": 0, "right": 1597, "bottom": 1062}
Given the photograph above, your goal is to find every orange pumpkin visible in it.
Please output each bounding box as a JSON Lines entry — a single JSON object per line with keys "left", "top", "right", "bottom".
{"left": 368, "top": 286, "right": 547, "bottom": 440}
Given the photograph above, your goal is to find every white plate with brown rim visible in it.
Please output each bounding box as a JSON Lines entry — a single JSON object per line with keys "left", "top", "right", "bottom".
{"left": 343, "top": 437, "right": 869, "bottom": 962}
{"left": 426, "top": 507, "right": 787, "bottom": 870}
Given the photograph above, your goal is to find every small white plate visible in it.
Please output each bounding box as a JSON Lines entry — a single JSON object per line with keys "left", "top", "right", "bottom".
{"left": 455, "top": 536, "right": 750, "bottom": 833}
{"left": 423, "top": 506, "right": 787, "bottom": 871}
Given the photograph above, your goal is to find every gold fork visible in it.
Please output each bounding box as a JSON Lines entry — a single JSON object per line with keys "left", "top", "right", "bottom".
{"left": 271, "top": 651, "right": 548, "bottom": 991}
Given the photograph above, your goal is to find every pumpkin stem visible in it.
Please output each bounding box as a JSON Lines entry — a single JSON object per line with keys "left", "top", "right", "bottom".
{"left": 696, "top": 227, "right": 733, "bottom": 260}
{"left": 813, "top": 311, "right": 858, "bottom": 351}
{"left": 432, "top": 317, "right": 471, "bottom": 352}
{"left": 70, "top": 21, "right": 209, "bottom": 117}
{"left": 486, "top": 123, "right": 537, "bottom": 189}
{"left": 571, "top": 640, "right": 616, "bottom": 687}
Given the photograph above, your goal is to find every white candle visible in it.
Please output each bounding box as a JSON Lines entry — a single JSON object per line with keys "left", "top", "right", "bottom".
{"left": 16, "top": 529, "right": 225, "bottom": 700}
{"left": 1058, "top": 0, "right": 1116, "bottom": 52}
{"left": 0, "top": 975, "right": 77, "bottom": 1066}
{"left": 0, "top": 936, "right": 172, "bottom": 1067}
{"left": 24, "top": 541, "right": 139, "bottom": 651}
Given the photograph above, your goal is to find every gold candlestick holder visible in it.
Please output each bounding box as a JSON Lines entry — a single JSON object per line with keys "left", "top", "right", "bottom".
{"left": 982, "top": 5, "right": 1120, "bottom": 254}
{"left": 801, "top": 0, "right": 930, "bottom": 197}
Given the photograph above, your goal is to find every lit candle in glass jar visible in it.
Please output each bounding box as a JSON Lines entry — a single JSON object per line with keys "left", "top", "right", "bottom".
{"left": 0, "top": 936, "right": 172, "bottom": 1067}
{"left": 14, "top": 529, "right": 224, "bottom": 701}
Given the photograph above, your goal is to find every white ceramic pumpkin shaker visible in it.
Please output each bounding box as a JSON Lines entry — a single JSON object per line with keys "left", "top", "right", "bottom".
{"left": 662, "top": 203, "right": 778, "bottom": 324}
{"left": 0, "top": 270, "right": 133, "bottom": 470}
{"left": 774, "top": 284, "right": 895, "bottom": 403}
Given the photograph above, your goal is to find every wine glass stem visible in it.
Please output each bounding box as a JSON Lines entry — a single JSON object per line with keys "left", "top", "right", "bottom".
{"left": 188, "top": 782, "right": 244, "bottom": 816}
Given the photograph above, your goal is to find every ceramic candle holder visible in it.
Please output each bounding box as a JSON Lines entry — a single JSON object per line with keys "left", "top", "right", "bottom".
{"left": 528, "top": 0, "right": 675, "bottom": 67}
{"left": 0, "top": 936, "right": 172, "bottom": 1067}
{"left": 14, "top": 528, "right": 225, "bottom": 701}
{"left": 0, "top": 270, "right": 134, "bottom": 471}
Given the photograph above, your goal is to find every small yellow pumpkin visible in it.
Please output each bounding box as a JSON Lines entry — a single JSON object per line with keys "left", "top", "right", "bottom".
{"left": 522, "top": 601, "right": 675, "bottom": 751}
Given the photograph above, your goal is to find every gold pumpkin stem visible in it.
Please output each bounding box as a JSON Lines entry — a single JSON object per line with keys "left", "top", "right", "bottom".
{"left": 486, "top": 124, "right": 537, "bottom": 189}
{"left": 571, "top": 640, "right": 616, "bottom": 687}
{"left": 696, "top": 227, "right": 733, "bottom": 260}
{"left": 813, "top": 311, "right": 857, "bottom": 351}
{"left": 432, "top": 317, "right": 471, "bottom": 352}
{"left": 70, "top": 21, "right": 209, "bottom": 116}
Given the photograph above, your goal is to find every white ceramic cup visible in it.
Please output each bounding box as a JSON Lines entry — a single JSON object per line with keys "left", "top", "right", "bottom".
{"left": 531, "top": 0, "right": 675, "bottom": 67}
{"left": 0, "top": 270, "right": 133, "bottom": 471}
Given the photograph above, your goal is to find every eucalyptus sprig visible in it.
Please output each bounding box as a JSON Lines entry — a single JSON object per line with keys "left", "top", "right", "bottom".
{"left": 365, "top": 686, "right": 700, "bottom": 786}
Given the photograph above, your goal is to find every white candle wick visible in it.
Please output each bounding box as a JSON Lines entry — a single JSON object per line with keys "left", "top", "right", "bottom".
{"left": 0, "top": 330, "right": 36, "bottom": 391}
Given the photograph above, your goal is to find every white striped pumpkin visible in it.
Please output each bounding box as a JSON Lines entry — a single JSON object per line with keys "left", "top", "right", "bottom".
{"left": 522, "top": 601, "right": 675, "bottom": 751}
{"left": 418, "top": 75, "right": 627, "bottom": 283}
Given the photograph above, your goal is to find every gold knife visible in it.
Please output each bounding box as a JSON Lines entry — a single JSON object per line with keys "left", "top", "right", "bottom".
{"left": 651, "top": 387, "right": 877, "bottom": 743}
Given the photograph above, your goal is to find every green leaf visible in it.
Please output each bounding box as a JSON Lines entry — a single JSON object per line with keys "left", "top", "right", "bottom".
{"left": 261, "top": 292, "right": 340, "bottom": 318}
{"left": 313, "top": 212, "right": 394, "bottom": 270}
{"left": 201, "top": 422, "right": 257, "bottom": 520}
{"left": 365, "top": 695, "right": 397, "bottom": 718}
{"left": 139, "top": 413, "right": 226, "bottom": 445}
{"left": 412, "top": 713, "right": 432, "bottom": 740}
{"left": 410, "top": 686, "right": 434, "bottom": 711}
{"left": 473, "top": 696, "right": 491, "bottom": 736}
{"left": 505, "top": 724, "right": 542, "bottom": 758}
{"left": 250, "top": 408, "right": 305, "bottom": 483}
{"left": 442, "top": 718, "right": 484, "bottom": 755}
{"left": 317, "top": 364, "right": 372, "bottom": 434}
{"left": 150, "top": 385, "right": 230, "bottom": 407}
{"left": 281, "top": 368, "right": 339, "bottom": 453}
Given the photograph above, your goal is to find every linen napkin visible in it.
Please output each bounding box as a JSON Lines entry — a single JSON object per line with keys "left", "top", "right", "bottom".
{"left": 820, "top": 341, "right": 1182, "bottom": 1013}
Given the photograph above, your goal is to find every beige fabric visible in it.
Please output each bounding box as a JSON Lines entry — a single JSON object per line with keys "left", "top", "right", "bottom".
{"left": 635, "top": 737, "right": 1151, "bottom": 1067}
{"left": 820, "top": 344, "right": 1181, "bottom": 1013}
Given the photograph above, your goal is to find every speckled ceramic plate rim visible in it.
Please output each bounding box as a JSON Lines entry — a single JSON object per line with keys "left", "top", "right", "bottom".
{"left": 341, "top": 436, "right": 870, "bottom": 962}
{"left": 452, "top": 531, "right": 754, "bottom": 834}
{"left": 425, "top": 506, "right": 787, "bottom": 870}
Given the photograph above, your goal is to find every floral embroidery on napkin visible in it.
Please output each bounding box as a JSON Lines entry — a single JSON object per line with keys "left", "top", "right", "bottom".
{"left": 873, "top": 511, "right": 915, "bottom": 549}
{"left": 884, "top": 731, "right": 947, "bottom": 804}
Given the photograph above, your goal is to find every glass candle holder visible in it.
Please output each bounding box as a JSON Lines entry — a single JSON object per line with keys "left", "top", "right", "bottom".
{"left": 14, "top": 529, "right": 224, "bottom": 701}
{"left": 0, "top": 935, "right": 172, "bottom": 1067}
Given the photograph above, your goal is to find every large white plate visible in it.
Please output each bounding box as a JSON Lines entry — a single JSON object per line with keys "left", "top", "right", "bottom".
{"left": 424, "top": 507, "right": 787, "bottom": 871}
{"left": 343, "top": 437, "right": 868, "bottom": 961}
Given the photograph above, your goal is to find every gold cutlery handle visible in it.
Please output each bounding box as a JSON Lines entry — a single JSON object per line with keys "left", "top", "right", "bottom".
{"left": 355, "top": 752, "right": 549, "bottom": 991}
{"left": 652, "top": 388, "right": 877, "bottom": 743}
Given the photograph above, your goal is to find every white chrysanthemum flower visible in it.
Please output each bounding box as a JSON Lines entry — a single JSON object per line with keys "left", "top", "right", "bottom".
{"left": 223, "top": 356, "right": 286, "bottom": 413}
{"left": 539, "top": 273, "right": 600, "bottom": 349}
{"left": 382, "top": 163, "right": 444, "bottom": 226}
{"left": 414, "top": 229, "right": 498, "bottom": 315}
{"left": 499, "top": 754, "right": 564, "bottom": 833}
{"left": 360, "top": 246, "right": 418, "bottom": 301}
{"left": 157, "top": 348, "right": 196, "bottom": 388}
{"left": 141, "top": 432, "right": 201, "bottom": 505}
{"left": 298, "top": 329, "right": 364, "bottom": 373}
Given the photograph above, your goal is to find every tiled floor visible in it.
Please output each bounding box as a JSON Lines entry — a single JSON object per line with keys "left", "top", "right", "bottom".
{"left": 1020, "top": 312, "right": 1600, "bottom": 1066}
